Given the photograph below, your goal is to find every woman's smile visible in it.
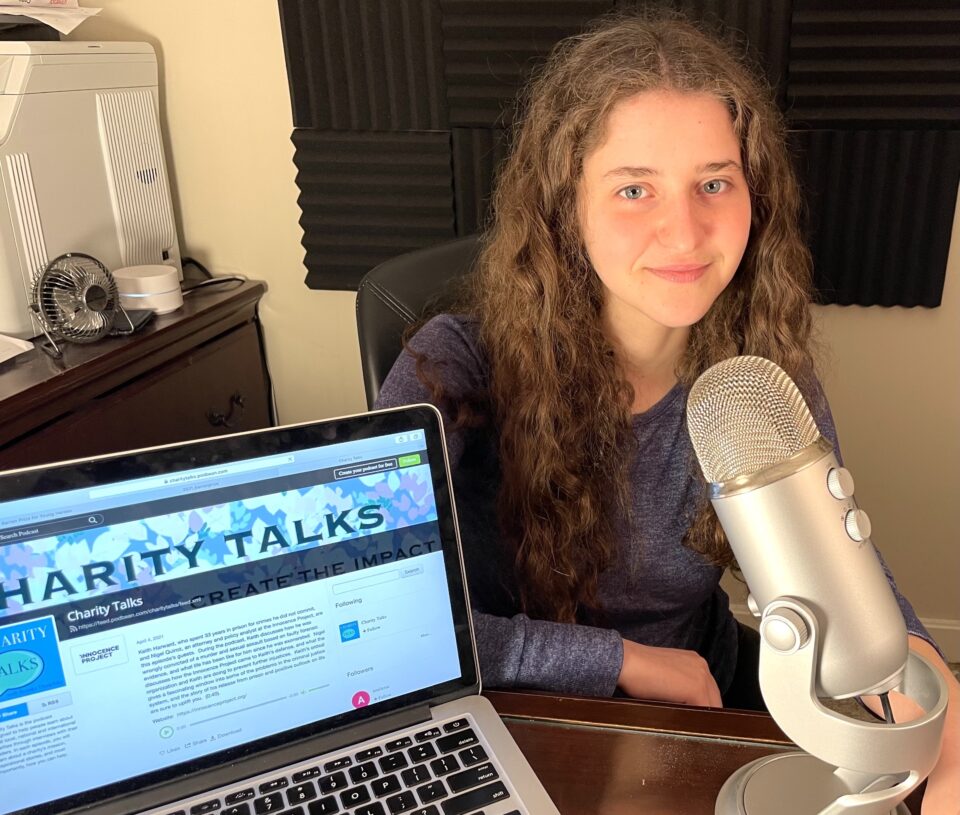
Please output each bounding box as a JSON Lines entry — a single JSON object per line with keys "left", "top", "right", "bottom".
{"left": 644, "top": 261, "right": 712, "bottom": 283}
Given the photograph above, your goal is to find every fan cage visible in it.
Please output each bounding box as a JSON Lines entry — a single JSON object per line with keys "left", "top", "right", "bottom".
{"left": 32, "top": 253, "right": 120, "bottom": 344}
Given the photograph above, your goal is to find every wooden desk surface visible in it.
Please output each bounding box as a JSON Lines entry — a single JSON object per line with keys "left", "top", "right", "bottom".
{"left": 487, "top": 690, "right": 924, "bottom": 814}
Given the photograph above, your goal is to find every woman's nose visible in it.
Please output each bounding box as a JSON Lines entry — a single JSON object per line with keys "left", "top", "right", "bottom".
{"left": 656, "top": 195, "right": 705, "bottom": 252}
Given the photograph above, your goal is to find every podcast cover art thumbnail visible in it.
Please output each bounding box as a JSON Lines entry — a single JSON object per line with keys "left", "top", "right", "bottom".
{"left": 0, "top": 617, "right": 66, "bottom": 703}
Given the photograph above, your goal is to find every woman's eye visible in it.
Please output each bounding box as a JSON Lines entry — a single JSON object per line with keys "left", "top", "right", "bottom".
{"left": 702, "top": 179, "right": 728, "bottom": 195}
{"left": 618, "top": 185, "right": 646, "bottom": 200}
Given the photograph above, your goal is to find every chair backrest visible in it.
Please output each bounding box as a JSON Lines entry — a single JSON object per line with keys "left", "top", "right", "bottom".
{"left": 355, "top": 235, "right": 481, "bottom": 408}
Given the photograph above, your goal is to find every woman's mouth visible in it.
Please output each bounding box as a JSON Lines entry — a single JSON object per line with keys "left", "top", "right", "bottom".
{"left": 646, "top": 262, "right": 710, "bottom": 283}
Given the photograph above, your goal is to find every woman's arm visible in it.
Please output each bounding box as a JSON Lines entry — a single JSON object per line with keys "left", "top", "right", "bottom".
{"left": 619, "top": 638, "right": 722, "bottom": 707}
{"left": 476, "top": 609, "right": 726, "bottom": 704}
{"left": 862, "top": 637, "right": 960, "bottom": 814}
{"left": 909, "top": 636, "right": 960, "bottom": 815}
{"left": 859, "top": 637, "right": 958, "bottom": 813}
{"left": 473, "top": 609, "right": 624, "bottom": 695}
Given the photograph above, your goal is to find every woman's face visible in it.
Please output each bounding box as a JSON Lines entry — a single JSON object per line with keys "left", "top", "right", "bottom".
{"left": 578, "top": 90, "right": 752, "bottom": 333}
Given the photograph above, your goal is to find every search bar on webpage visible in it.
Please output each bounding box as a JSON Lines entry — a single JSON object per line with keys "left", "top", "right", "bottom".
{"left": 88, "top": 455, "right": 296, "bottom": 499}
{"left": 0, "top": 514, "right": 104, "bottom": 544}
{"left": 332, "top": 570, "right": 400, "bottom": 595}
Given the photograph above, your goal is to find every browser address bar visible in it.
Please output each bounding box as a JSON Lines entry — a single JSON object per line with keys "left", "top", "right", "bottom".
{"left": 88, "top": 454, "right": 296, "bottom": 499}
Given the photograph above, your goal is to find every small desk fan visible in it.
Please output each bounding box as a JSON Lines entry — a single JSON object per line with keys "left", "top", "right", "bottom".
{"left": 30, "top": 252, "right": 133, "bottom": 359}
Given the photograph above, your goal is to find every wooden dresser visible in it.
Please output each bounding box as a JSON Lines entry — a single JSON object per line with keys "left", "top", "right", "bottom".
{"left": 0, "top": 280, "right": 273, "bottom": 470}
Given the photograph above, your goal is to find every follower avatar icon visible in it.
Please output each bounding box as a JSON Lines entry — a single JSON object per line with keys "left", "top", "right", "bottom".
{"left": 351, "top": 690, "right": 370, "bottom": 708}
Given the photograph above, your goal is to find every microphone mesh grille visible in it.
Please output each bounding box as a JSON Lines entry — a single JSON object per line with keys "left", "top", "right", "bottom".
{"left": 686, "top": 356, "right": 822, "bottom": 483}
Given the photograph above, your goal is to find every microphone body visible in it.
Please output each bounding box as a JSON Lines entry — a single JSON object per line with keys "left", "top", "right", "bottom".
{"left": 685, "top": 355, "right": 908, "bottom": 699}
{"left": 710, "top": 437, "right": 907, "bottom": 698}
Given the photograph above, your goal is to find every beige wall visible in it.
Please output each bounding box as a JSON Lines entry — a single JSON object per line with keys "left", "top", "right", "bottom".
{"left": 70, "top": 0, "right": 959, "bottom": 656}
{"left": 812, "top": 200, "right": 960, "bottom": 642}
{"left": 69, "top": 0, "right": 366, "bottom": 425}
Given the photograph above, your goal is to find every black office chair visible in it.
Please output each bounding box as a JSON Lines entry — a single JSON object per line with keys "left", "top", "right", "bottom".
{"left": 355, "top": 235, "right": 482, "bottom": 409}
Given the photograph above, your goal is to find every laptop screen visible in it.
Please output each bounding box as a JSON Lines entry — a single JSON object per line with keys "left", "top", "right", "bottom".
{"left": 0, "top": 405, "right": 477, "bottom": 815}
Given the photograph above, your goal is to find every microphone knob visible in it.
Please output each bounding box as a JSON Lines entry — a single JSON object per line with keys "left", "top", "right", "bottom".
{"left": 760, "top": 608, "right": 809, "bottom": 653}
{"left": 827, "top": 466, "right": 855, "bottom": 499}
{"left": 844, "top": 508, "right": 872, "bottom": 542}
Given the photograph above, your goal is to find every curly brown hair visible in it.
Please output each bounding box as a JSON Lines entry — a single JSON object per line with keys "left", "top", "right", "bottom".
{"left": 435, "top": 12, "right": 816, "bottom": 623}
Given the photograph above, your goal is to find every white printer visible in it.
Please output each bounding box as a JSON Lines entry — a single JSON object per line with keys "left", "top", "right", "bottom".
{"left": 0, "top": 41, "right": 181, "bottom": 338}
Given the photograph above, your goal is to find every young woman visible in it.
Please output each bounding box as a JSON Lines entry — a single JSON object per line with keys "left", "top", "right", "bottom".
{"left": 375, "top": 13, "right": 959, "bottom": 809}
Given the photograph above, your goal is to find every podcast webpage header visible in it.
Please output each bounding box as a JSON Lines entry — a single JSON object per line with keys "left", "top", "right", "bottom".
{"left": 0, "top": 432, "right": 462, "bottom": 814}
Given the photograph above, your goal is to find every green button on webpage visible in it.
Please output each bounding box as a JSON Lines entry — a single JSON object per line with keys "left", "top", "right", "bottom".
{"left": 397, "top": 454, "right": 421, "bottom": 468}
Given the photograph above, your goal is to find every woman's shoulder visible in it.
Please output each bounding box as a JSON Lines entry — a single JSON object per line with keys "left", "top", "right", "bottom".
{"left": 376, "top": 312, "right": 488, "bottom": 407}
{"left": 802, "top": 367, "right": 840, "bottom": 457}
{"left": 409, "top": 313, "right": 485, "bottom": 367}
{"left": 783, "top": 363, "right": 840, "bottom": 460}
{"left": 413, "top": 312, "right": 479, "bottom": 343}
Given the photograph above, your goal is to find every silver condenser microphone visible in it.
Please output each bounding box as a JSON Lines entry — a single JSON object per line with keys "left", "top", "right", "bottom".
{"left": 686, "top": 356, "right": 948, "bottom": 815}
{"left": 686, "top": 355, "right": 906, "bottom": 699}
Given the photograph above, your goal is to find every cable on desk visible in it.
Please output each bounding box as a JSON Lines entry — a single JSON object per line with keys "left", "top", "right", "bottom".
{"left": 253, "top": 303, "right": 279, "bottom": 427}
{"left": 177, "top": 263, "right": 274, "bottom": 423}
{"left": 181, "top": 275, "right": 248, "bottom": 296}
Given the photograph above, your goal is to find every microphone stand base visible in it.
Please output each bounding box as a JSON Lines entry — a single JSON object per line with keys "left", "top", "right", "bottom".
{"left": 716, "top": 752, "right": 911, "bottom": 815}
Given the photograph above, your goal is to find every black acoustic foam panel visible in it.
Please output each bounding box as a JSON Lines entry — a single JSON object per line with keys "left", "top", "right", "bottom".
{"left": 440, "top": 0, "right": 614, "bottom": 127}
{"left": 279, "top": 0, "right": 959, "bottom": 306}
{"left": 279, "top": 0, "right": 448, "bottom": 130}
{"left": 451, "top": 127, "right": 509, "bottom": 236}
{"left": 292, "top": 130, "right": 455, "bottom": 289}
{"left": 792, "top": 128, "right": 960, "bottom": 307}
{"left": 789, "top": 0, "right": 960, "bottom": 123}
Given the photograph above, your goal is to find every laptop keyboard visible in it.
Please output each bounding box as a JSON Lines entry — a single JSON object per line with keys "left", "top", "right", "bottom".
{"left": 158, "top": 713, "right": 524, "bottom": 815}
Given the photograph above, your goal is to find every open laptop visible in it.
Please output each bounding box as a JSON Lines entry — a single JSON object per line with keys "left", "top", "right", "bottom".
{"left": 0, "top": 404, "right": 559, "bottom": 815}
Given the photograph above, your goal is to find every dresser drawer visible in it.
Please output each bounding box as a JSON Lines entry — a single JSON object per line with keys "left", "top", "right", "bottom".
{"left": 0, "top": 322, "right": 271, "bottom": 469}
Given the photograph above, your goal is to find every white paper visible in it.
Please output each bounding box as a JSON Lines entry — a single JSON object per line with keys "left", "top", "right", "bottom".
{"left": 0, "top": 333, "right": 33, "bottom": 364}
{"left": 0, "top": 6, "right": 100, "bottom": 35}
{"left": 1, "top": 1, "right": 81, "bottom": 8}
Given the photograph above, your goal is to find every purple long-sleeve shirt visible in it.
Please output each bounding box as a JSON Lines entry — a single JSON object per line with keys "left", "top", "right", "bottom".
{"left": 375, "top": 313, "right": 932, "bottom": 698}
